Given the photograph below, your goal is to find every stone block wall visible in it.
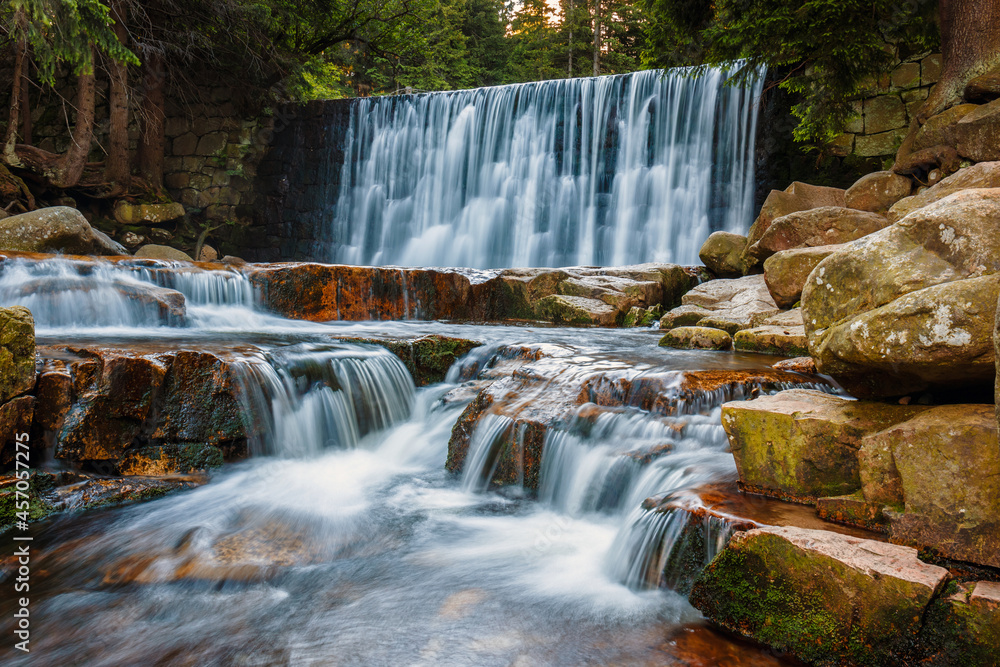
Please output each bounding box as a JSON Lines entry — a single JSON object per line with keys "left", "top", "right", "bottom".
{"left": 834, "top": 53, "right": 942, "bottom": 159}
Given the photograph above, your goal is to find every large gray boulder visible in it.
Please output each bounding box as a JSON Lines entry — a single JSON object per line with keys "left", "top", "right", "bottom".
{"left": 803, "top": 189, "right": 1000, "bottom": 397}
{"left": 0, "top": 207, "right": 124, "bottom": 256}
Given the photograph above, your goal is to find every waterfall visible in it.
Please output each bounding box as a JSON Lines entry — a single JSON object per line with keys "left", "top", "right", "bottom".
{"left": 229, "top": 342, "right": 416, "bottom": 457}
{"left": 0, "top": 257, "right": 260, "bottom": 329}
{"left": 323, "top": 66, "right": 764, "bottom": 269}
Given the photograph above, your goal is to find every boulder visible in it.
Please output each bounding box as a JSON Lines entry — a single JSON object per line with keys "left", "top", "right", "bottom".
{"left": 721, "top": 388, "right": 928, "bottom": 502}
{"left": 0, "top": 207, "right": 120, "bottom": 256}
{"left": 921, "top": 581, "right": 1000, "bottom": 666}
{"left": 844, "top": 170, "right": 913, "bottom": 213}
{"left": 747, "top": 207, "right": 889, "bottom": 262}
{"left": 772, "top": 356, "right": 816, "bottom": 374}
{"left": 92, "top": 229, "right": 129, "bottom": 256}
{"left": 0, "top": 306, "right": 35, "bottom": 403}
{"left": 965, "top": 66, "right": 1000, "bottom": 101}
{"left": 809, "top": 274, "right": 999, "bottom": 397}
{"left": 698, "top": 232, "right": 746, "bottom": 278}
{"left": 690, "top": 525, "right": 950, "bottom": 666}
{"left": 134, "top": 244, "right": 194, "bottom": 262}
{"left": 733, "top": 313, "right": 808, "bottom": 357}
{"left": 743, "top": 182, "right": 846, "bottom": 267}
{"left": 803, "top": 189, "right": 1000, "bottom": 396}
{"left": 956, "top": 97, "right": 1000, "bottom": 161}
{"left": 859, "top": 405, "right": 1000, "bottom": 568}
{"left": 887, "top": 161, "right": 1000, "bottom": 222}
{"left": 197, "top": 244, "right": 219, "bottom": 262}
{"left": 658, "top": 326, "right": 732, "bottom": 351}
{"left": 660, "top": 275, "right": 779, "bottom": 334}
{"left": 911, "top": 104, "right": 980, "bottom": 153}
{"left": 113, "top": 201, "right": 185, "bottom": 225}
{"left": 763, "top": 244, "right": 845, "bottom": 309}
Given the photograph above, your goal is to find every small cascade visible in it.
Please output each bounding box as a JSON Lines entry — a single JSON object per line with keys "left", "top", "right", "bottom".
{"left": 0, "top": 257, "right": 261, "bottom": 329}
{"left": 608, "top": 501, "right": 750, "bottom": 592}
{"left": 324, "top": 66, "right": 764, "bottom": 268}
{"left": 229, "top": 342, "right": 416, "bottom": 457}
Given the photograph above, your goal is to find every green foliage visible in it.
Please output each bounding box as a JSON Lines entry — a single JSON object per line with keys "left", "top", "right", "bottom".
{"left": 642, "top": 0, "right": 939, "bottom": 147}
{"left": 3, "top": 0, "right": 138, "bottom": 85}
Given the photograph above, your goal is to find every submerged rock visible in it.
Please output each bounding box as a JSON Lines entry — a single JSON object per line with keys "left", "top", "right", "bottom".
{"left": 690, "top": 525, "right": 949, "bottom": 666}
{"left": 721, "top": 389, "right": 928, "bottom": 502}
{"left": 658, "top": 326, "right": 732, "bottom": 351}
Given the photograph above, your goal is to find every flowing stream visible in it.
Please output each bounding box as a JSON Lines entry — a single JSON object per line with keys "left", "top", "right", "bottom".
{"left": 0, "top": 254, "right": 808, "bottom": 663}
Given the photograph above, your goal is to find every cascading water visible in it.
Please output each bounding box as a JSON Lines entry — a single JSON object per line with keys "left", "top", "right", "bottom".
{"left": 324, "top": 67, "right": 764, "bottom": 268}
{"left": 229, "top": 342, "right": 416, "bottom": 457}
{"left": 0, "top": 257, "right": 261, "bottom": 329}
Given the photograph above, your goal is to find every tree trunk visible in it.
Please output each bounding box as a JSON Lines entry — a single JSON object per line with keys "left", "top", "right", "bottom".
{"left": 592, "top": 0, "right": 601, "bottom": 77}
{"left": 51, "top": 64, "right": 97, "bottom": 189}
{"left": 137, "top": 52, "right": 166, "bottom": 189}
{"left": 921, "top": 0, "right": 1000, "bottom": 119}
{"left": 105, "top": 0, "right": 131, "bottom": 192}
{"left": 19, "top": 64, "right": 31, "bottom": 147}
{"left": 894, "top": 0, "right": 1000, "bottom": 173}
{"left": 567, "top": 0, "right": 574, "bottom": 77}
{"left": 3, "top": 9, "right": 27, "bottom": 165}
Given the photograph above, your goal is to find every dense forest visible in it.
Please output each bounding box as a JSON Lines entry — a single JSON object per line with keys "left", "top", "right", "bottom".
{"left": 2, "top": 0, "right": 998, "bottom": 204}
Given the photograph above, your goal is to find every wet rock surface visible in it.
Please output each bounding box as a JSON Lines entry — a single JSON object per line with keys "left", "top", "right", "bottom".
{"left": 722, "top": 389, "right": 929, "bottom": 503}
{"left": 658, "top": 326, "right": 732, "bottom": 351}
{"left": 690, "top": 525, "right": 950, "bottom": 666}
{"left": 248, "top": 262, "right": 699, "bottom": 327}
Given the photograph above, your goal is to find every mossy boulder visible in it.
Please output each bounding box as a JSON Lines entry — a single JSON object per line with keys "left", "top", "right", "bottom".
{"left": 113, "top": 201, "right": 185, "bottom": 225}
{"left": 690, "top": 526, "right": 950, "bottom": 666}
{"left": 859, "top": 404, "right": 1000, "bottom": 568}
{"left": 0, "top": 207, "right": 123, "bottom": 255}
{"left": 763, "top": 244, "right": 845, "bottom": 309}
{"left": 733, "top": 310, "right": 808, "bottom": 356}
{"left": 659, "top": 326, "right": 732, "bottom": 351}
{"left": 534, "top": 294, "right": 617, "bottom": 326}
{"left": 921, "top": 581, "right": 1000, "bottom": 666}
{"left": 721, "top": 389, "right": 928, "bottom": 502}
{"left": 698, "top": 231, "right": 747, "bottom": 278}
{"left": 0, "top": 306, "right": 35, "bottom": 403}
{"left": 956, "top": 97, "right": 1000, "bottom": 162}
{"left": 743, "top": 182, "right": 846, "bottom": 269}
{"left": 118, "top": 443, "right": 224, "bottom": 475}
{"left": 134, "top": 244, "right": 194, "bottom": 262}
{"left": 803, "top": 189, "right": 1000, "bottom": 397}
